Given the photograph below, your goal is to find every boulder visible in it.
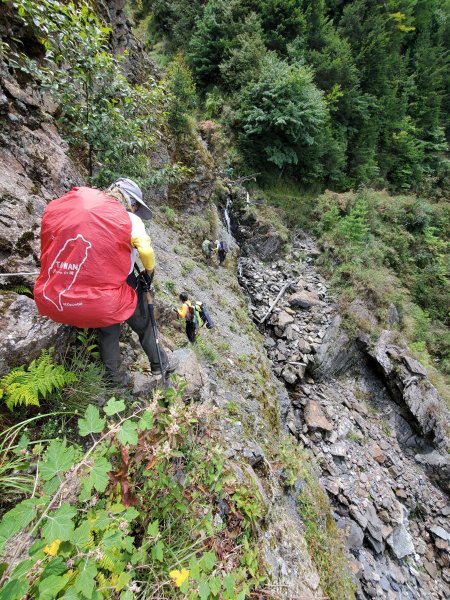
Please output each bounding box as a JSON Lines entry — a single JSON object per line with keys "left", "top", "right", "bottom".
{"left": 288, "top": 290, "right": 320, "bottom": 309}
{"left": 304, "top": 400, "right": 333, "bottom": 432}
{"left": 311, "top": 315, "right": 358, "bottom": 379}
{"left": 172, "top": 347, "right": 204, "bottom": 399}
{"left": 0, "top": 292, "right": 69, "bottom": 375}
{"left": 282, "top": 366, "right": 297, "bottom": 385}
{"left": 387, "top": 525, "right": 415, "bottom": 559}
{"left": 277, "top": 310, "right": 294, "bottom": 327}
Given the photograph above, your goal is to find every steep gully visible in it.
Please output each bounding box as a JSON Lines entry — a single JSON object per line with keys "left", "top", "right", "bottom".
{"left": 222, "top": 196, "right": 450, "bottom": 600}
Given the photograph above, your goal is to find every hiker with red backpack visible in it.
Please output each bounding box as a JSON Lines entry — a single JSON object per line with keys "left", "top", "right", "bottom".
{"left": 34, "top": 178, "right": 177, "bottom": 385}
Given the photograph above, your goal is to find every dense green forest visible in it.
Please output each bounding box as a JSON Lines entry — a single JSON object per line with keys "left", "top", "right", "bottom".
{"left": 135, "top": 0, "right": 450, "bottom": 195}
{"left": 131, "top": 0, "right": 449, "bottom": 395}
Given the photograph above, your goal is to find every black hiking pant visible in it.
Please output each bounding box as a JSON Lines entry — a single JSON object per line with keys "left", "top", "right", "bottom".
{"left": 98, "top": 273, "right": 168, "bottom": 381}
{"left": 218, "top": 249, "right": 226, "bottom": 265}
{"left": 186, "top": 320, "right": 197, "bottom": 343}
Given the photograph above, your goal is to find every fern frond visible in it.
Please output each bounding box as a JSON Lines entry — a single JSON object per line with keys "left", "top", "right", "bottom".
{"left": 0, "top": 350, "right": 78, "bottom": 411}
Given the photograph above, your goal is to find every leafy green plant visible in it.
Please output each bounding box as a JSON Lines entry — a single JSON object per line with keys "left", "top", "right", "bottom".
{"left": 0, "top": 412, "right": 76, "bottom": 505}
{"left": 8, "top": 0, "right": 165, "bottom": 183}
{"left": 0, "top": 350, "right": 77, "bottom": 410}
{"left": 0, "top": 383, "right": 265, "bottom": 599}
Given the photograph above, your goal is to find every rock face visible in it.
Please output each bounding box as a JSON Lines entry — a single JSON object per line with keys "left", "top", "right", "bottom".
{"left": 239, "top": 227, "right": 450, "bottom": 600}
{"left": 0, "top": 55, "right": 83, "bottom": 372}
{"left": 359, "top": 330, "right": 450, "bottom": 493}
{"left": 0, "top": 293, "right": 70, "bottom": 375}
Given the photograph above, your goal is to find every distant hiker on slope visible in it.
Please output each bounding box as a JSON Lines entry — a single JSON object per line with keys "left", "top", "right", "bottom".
{"left": 216, "top": 239, "right": 228, "bottom": 266}
{"left": 34, "top": 177, "right": 177, "bottom": 385}
{"left": 175, "top": 292, "right": 198, "bottom": 343}
{"left": 202, "top": 239, "right": 214, "bottom": 261}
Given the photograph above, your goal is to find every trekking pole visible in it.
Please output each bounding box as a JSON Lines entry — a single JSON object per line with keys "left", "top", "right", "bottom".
{"left": 139, "top": 271, "right": 166, "bottom": 385}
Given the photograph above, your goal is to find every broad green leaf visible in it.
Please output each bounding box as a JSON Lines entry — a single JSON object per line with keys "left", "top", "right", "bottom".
{"left": 104, "top": 397, "right": 126, "bottom": 416}
{"left": 40, "top": 557, "right": 67, "bottom": 580}
{"left": 151, "top": 540, "right": 164, "bottom": 562}
{"left": 11, "top": 559, "right": 35, "bottom": 579}
{"left": 62, "top": 587, "right": 83, "bottom": 599}
{"left": 223, "top": 574, "right": 235, "bottom": 595}
{"left": 80, "top": 456, "right": 112, "bottom": 502}
{"left": 199, "top": 551, "right": 216, "bottom": 574}
{"left": 90, "top": 456, "right": 111, "bottom": 492}
{"left": 117, "top": 420, "right": 138, "bottom": 446}
{"left": 0, "top": 498, "right": 38, "bottom": 552}
{"left": 42, "top": 503, "right": 76, "bottom": 543}
{"left": 124, "top": 507, "right": 139, "bottom": 522}
{"left": 119, "top": 592, "right": 134, "bottom": 600}
{"left": 138, "top": 411, "right": 153, "bottom": 430}
{"left": 78, "top": 405, "right": 105, "bottom": 437}
{"left": 146, "top": 519, "right": 159, "bottom": 537}
{"left": 199, "top": 579, "right": 210, "bottom": 600}
{"left": 38, "top": 574, "right": 70, "bottom": 600}
{"left": 41, "top": 439, "right": 75, "bottom": 481}
{"left": 209, "top": 576, "right": 221, "bottom": 595}
{"left": 114, "top": 572, "right": 131, "bottom": 592}
{"left": 75, "top": 559, "right": 97, "bottom": 598}
{"left": 73, "top": 521, "right": 91, "bottom": 548}
{"left": 0, "top": 578, "right": 29, "bottom": 600}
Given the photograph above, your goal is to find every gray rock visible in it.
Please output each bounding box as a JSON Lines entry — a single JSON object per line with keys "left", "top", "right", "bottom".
{"left": 387, "top": 525, "right": 415, "bottom": 559}
{"left": 429, "top": 525, "right": 450, "bottom": 542}
{"left": 402, "top": 355, "right": 427, "bottom": 377}
{"left": 0, "top": 293, "right": 69, "bottom": 376}
{"left": 277, "top": 310, "right": 295, "bottom": 327}
{"left": 288, "top": 290, "right": 320, "bottom": 309}
{"left": 311, "top": 315, "right": 358, "bottom": 379}
{"left": 329, "top": 442, "right": 347, "bottom": 458}
{"left": 388, "top": 303, "right": 399, "bottom": 326}
{"left": 338, "top": 517, "right": 365, "bottom": 550}
{"left": 172, "top": 347, "right": 204, "bottom": 399}
{"left": 282, "top": 367, "right": 297, "bottom": 385}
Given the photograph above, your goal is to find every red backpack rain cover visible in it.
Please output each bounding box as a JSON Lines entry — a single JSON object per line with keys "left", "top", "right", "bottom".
{"left": 34, "top": 187, "right": 137, "bottom": 328}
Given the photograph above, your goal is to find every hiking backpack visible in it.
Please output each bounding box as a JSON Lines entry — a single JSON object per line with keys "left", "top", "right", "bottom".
{"left": 196, "top": 302, "right": 214, "bottom": 329}
{"left": 34, "top": 186, "right": 137, "bottom": 328}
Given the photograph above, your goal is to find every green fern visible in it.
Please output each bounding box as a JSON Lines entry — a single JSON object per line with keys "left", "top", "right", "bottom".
{"left": 0, "top": 350, "right": 78, "bottom": 410}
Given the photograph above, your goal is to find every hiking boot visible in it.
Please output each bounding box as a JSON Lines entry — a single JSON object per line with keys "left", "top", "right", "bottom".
{"left": 151, "top": 356, "right": 179, "bottom": 376}
{"left": 105, "top": 370, "right": 129, "bottom": 386}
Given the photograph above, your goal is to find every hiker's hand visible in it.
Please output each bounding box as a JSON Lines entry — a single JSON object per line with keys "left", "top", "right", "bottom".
{"left": 143, "top": 269, "right": 154, "bottom": 288}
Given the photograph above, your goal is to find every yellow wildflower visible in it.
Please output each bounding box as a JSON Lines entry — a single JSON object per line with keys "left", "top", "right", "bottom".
{"left": 169, "top": 568, "right": 189, "bottom": 588}
{"left": 44, "top": 539, "right": 61, "bottom": 556}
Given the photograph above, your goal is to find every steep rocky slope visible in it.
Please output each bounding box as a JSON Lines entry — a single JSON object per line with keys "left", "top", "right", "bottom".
{"left": 235, "top": 202, "right": 450, "bottom": 599}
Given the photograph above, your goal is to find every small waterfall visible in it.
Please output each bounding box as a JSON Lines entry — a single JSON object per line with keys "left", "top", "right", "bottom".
{"left": 224, "top": 197, "right": 232, "bottom": 241}
{"left": 246, "top": 191, "right": 250, "bottom": 206}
